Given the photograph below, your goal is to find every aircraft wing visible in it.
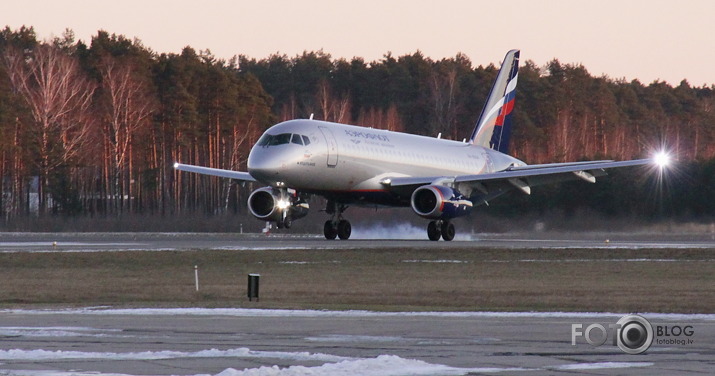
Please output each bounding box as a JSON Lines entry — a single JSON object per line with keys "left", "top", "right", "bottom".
{"left": 382, "top": 159, "right": 653, "bottom": 193}
{"left": 173, "top": 163, "right": 256, "bottom": 182}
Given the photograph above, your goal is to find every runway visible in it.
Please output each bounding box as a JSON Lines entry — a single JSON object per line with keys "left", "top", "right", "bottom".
{"left": 0, "top": 230, "right": 714, "bottom": 252}
{"left": 0, "top": 308, "right": 714, "bottom": 375}
{"left": 0, "top": 232, "right": 713, "bottom": 375}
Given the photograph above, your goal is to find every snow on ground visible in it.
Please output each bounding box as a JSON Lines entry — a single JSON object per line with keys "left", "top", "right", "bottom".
{"left": 404, "top": 258, "right": 715, "bottom": 264}
{"left": 514, "top": 244, "right": 715, "bottom": 250}
{"left": 483, "top": 237, "right": 715, "bottom": 249}
{"left": 488, "top": 258, "right": 715, "bottom": 263}
{"left": 0, "top": 245, "right": 368, "bottom": 253}
{"left": 0, "top": 371, "right": 138, "bottom": 376}
{"left": 401, "top": 259, "right": 469, "bottom": 263}
{"left": 0, "top": 352, "right": 653, "bottom": 376}
{"left": 305, "top": 335, "right": 405, "bottom": 343}
{"left": 0, "top": 348, "right": 535, "bottom": 376}
{"left": 215, "top": 355, "right": 530, "bottom": 376}
{"left": 0, "top": 348, "right": 350, "bottom": 362}
{"left": 0, "top": 326, "right": 121, "bottom": 338}
{"left": 4, "top": 307, "right": 714, "bottom": 321}
{"left": 551, "top": 362, "right": 654, "bottom": 370}
{"left": 0, "top": 242, "right": 144, "bottom": 248}
{"left": 0, "top": 309, "right": 663, "bottom": 376}
{"left": 216, "top": 357, "right": 655, "bottom": 376}
{"left": 278, "top": 260, "right": 342, "bottom": 265}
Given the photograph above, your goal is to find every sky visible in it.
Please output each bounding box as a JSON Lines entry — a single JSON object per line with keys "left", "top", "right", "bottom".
{"left": 4, "top": 0, "right": 714, "bottom": 86}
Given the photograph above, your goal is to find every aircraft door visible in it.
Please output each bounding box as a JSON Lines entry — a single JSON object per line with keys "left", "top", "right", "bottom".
{"left": 318, "top": 126, "right": 339, "bottom": 167}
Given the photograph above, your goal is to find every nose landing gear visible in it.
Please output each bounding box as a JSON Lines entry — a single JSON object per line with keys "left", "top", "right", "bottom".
{"left": 276, "top": 214, "right": 292, "bottom": 229}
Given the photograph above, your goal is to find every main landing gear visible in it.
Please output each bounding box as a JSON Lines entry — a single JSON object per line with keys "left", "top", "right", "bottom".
{"left": 427, "top": 220, "right": 455, "bottom": 241}
{"left": 324, "top": 201, "right": 351, "bottom": 240}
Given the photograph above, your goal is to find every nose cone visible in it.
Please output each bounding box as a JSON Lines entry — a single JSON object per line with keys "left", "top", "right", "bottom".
{"left": 248, "top": 145, "right": 283, "bottom": 182}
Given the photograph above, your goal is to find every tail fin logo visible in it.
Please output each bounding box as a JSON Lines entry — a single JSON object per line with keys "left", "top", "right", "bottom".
{"left": 469, "top": 50, "right": 520, "bottom": 154}
{"left": 490, "top": 72, "right": 518, "bottom": 152}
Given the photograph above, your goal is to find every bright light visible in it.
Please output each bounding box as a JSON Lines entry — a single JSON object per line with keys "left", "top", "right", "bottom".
{"left": 653, "top": 151, "right": 671, "bottom": 168}
{"left": 277, "top": 199, "right": 290, "bottom": 210}
{"left": 173, "top": 162, "right": 180, "bottom": 169}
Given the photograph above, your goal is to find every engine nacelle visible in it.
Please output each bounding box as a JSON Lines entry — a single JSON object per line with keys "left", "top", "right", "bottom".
{"left": 248, "top": 187, "right": 309, "bottom": 222}
{"left": 411, "top": 185, "right": 473, "bottom": 220}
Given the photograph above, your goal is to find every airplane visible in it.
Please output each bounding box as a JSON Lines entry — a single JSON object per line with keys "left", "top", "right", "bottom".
{"left": 175, "top": 49, "right": 666, "bottom": 241}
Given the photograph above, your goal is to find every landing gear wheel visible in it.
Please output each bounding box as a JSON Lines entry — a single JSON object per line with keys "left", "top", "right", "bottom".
{"left": 337, "top": 220, "right": 352, "bottom": 240}
{"left": 427, "top": 221, "right": 441, "bottom": 241}
{"left": 324, "top": 220, "right": 338, "bottom": 240}
{"left": 276, "top": 220, "right": 284, "bottom": 229}
{"left": 441, "top": 221, "right": 455, "bottom": 241}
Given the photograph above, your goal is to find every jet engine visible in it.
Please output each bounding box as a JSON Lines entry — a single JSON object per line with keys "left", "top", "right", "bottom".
{"left": 248, "top": 187, "right": 309, "bottom": 225}
{"left": 410, "top": 185, "right": 473, "bottom": 220}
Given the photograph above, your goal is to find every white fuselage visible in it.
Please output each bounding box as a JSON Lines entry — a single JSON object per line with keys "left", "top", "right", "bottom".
{"left": 248, "top": 119, "right": 523, "bottom": 202}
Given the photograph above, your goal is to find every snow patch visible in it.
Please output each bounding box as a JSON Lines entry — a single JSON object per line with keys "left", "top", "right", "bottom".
{"left": 305, "top": 335, "right": 404, "bottom": 343}
{"left": 551, "top": 362, "right": 654, "bottom": 370}
{"left": 487, "top": 258, "right": 712, "bottom": 263}
{"left": 215, "top": 355, "right": 530, "bottom": 376}
{"left": 0, "top": 371, "right": 137, "bottom": 376}
{"left": 402, "top": 259, "right": 468, "bottom": 263}
{"left": 278, "top": 261, "right": 341, "bottom": 265}
{"left": 0, "top": 326, "right": 122, "bottom": 338}
{"left": 0, "top": 348, "right": 350, "bottom": 362}
{"left": 0, "top": 242, "right": 144, "bottom": 247}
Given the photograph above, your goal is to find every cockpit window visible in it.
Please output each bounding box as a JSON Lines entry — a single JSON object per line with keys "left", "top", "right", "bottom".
{"left": 271, "top": 133, "right": 292, "bottom": 145}
{"left": 257, "top": 133, "right": 271, "bottom": 147}
{"left": 257, "top": 133, "right": 294, "bottom": 147}
{"left": 302, "top": 135, "right": 311, "bottom": 145}
{"left": 291, "top": 134, "right": 303, "bottom": 145}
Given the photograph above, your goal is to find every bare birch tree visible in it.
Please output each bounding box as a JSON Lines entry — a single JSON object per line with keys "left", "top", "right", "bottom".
{"left": 3, "top": 43, "right": 95, "bottom": 214}
{"left": 316, "top": 79, "right": 352, "bottom": 123}
{"left": 429, "top": 67, "right": 459, "bottom": 138}
{"left": 98, "top": 56, "right": 154, "bottom": 213}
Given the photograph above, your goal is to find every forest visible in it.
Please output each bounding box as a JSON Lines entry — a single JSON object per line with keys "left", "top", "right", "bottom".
{"left": 1, "top": 26, "right": 714, "bottom": 230}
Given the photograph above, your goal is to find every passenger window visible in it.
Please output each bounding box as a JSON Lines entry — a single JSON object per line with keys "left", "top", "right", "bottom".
{"left": 291, "top": 134, "right": 303, "bottom": 145}
{"left": 302, "top": 135, "right": 311, "bottom": 145}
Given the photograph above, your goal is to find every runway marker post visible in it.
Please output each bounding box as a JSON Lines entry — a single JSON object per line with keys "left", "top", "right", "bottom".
{"left": 194, "top": 265, "right": 199, "bottom": 292}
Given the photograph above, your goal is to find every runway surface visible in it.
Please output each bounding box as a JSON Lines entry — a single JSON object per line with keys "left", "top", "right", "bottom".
{"left": 0, "top": 231, "right": 714, "bottom": 252}
{"left": 0, "top": 308, "right": 714, "bottom": 375}
{"left": 0, "top": 232, "right": 714, "bottom": 375}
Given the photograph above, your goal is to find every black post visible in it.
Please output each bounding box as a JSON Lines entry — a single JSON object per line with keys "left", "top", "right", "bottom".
{"left": 247, "top": 274, "right": 260, "bottom": 301}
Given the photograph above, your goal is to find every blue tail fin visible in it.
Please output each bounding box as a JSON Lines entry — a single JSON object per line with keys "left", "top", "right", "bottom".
{"left": 469, "top": 49, "right": 520, "bottom": 154}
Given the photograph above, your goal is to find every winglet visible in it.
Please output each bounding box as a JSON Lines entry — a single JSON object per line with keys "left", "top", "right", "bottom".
{"left": 469, "top": 49, "right": 520, "bottom": 154}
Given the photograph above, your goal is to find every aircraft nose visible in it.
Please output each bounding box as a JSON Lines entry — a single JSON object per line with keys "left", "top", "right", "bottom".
{"left": 248, "top": 147, "right": 283, "bottom": 180}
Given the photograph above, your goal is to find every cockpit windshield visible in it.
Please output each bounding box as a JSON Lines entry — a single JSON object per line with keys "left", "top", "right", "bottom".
{"left": 257, "top": 133, "right": 311, "bottom": 147}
